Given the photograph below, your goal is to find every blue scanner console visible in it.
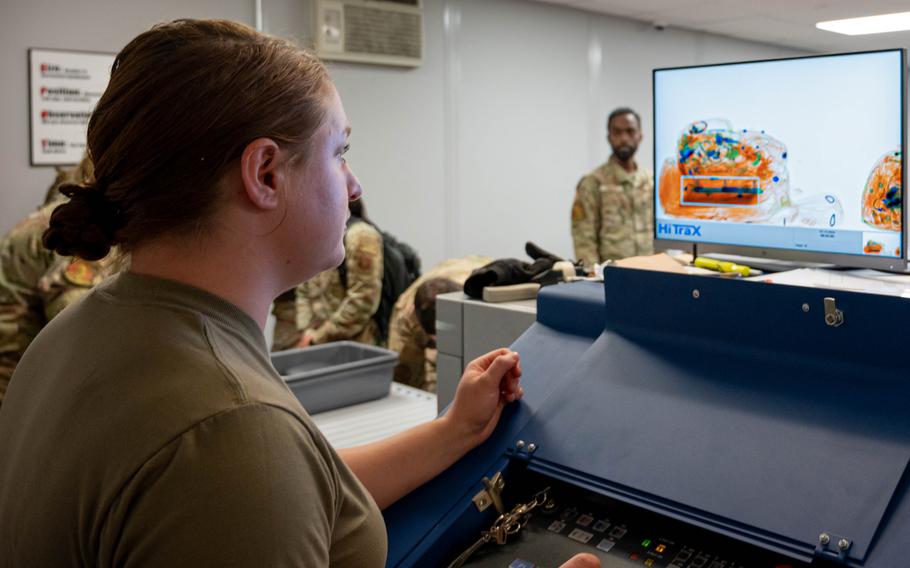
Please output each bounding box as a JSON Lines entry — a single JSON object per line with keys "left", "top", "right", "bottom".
{"left": 384, "top": 267, "right": 910, "bottom": 568}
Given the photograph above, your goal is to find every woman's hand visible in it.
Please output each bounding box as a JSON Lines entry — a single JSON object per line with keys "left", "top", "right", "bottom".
{"left": 338, "top": 347, "right": 523, "bottom": 508}
{"left": 296, "top": 331, "right": 315, "bottom": 348}
{"left": 443, "top": 348, "right": 523, "bottom": 448}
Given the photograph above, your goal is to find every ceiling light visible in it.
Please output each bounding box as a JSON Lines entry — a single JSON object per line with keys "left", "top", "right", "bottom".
{"left": 817, "top": 11, "right": 910, "bottom": 36}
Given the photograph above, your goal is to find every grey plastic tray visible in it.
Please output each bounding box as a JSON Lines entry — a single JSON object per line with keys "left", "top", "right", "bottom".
{"left": 271, "top": 341, "right": 398, "bottom": 414}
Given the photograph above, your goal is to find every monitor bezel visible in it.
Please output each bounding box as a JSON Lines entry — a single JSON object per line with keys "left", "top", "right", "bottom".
{"left": 651, "top": 48, "right": 907, "bottom": 271}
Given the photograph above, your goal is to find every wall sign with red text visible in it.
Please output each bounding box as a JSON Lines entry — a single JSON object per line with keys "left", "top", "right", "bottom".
{"left": 29, "top": 48, "right": 114, "bottom": 166}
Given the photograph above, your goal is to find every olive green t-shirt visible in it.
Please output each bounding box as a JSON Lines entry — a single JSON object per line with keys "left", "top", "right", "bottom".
{"left": 0, "top": 272, "right": 386, "bottom": 567}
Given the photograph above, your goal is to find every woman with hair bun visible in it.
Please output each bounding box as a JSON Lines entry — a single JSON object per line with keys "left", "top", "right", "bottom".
{"left": 0, "top": 19, "right": 545, "bottom": 567}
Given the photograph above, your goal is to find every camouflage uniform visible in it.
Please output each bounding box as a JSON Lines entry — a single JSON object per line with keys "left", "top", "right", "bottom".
{"left": 278, "top": 220, "right": 384, "bottom": 349}
{"left": 387, "top": 255, "right": 491, "bottom": 392}
{"left": 270, "top": 288, "right": 300, "bottom": 352}
{"left": 571, "top": 155, "right": 654, "bottom": 269}
{"left": 0, "top": 202, "right": 116, "bottom": 406}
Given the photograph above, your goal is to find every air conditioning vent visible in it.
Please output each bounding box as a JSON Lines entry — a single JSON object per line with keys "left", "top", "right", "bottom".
{"left": 315, "top": 0, "right": 423, "bottom": 68}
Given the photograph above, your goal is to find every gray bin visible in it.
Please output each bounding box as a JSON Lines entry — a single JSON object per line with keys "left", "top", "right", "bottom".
{"left": 271, "top": 341, "right": 398, "bottom": 414}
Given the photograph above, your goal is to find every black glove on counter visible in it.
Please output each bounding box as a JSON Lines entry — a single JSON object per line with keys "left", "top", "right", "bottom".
{"left": 463, "top": 257, "right": 555, "bottom": 298}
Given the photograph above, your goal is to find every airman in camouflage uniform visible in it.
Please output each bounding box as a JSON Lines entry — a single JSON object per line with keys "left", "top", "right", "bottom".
{"left": 271, "top": 219, "right": 384, "bottom": 350}
{"left": 387, "top": 255, "right": 490, "bottom": 392}
{"left": 0, "top": 214, "right": 119, "bottom": 406}
{"left": 571, "top": 108, "right": 654, "bottom": 269}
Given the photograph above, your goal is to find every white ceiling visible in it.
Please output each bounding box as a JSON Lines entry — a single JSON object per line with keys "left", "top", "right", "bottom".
{"left": 527, "top": 0, "right": 910, "bottom": 53}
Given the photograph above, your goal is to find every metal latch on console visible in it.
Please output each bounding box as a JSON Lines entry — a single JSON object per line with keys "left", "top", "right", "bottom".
{"left": 824, "top": 297, "right": 844, "bottom": 327}
{"left": 472, "top": 471, "right": 505, "bottom": 514}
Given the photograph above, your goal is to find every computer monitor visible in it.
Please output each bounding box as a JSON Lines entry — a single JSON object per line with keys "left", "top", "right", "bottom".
{"left": 653, "top": 49, "right": 905, "bottom": 270}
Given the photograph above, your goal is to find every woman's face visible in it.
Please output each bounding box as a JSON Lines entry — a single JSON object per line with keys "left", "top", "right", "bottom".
{"left": 284, "top": 83, "right": 362, "bottom": 279}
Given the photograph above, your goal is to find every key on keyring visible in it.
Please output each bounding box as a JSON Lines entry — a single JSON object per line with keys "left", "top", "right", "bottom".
{"left": 446, "top": 487, "right": 552, "bottom": 568}
{"left": 446, "top": 532, "right": 492, "bottom": 568}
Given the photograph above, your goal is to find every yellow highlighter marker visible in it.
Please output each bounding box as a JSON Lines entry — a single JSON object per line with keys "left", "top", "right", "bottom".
{"left": 693, "top": 257, "right": 753, "bottom": 277}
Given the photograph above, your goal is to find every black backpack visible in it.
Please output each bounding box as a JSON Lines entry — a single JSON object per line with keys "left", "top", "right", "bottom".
{"left": 339, "top": 218, "right": 421, "bottom": 341}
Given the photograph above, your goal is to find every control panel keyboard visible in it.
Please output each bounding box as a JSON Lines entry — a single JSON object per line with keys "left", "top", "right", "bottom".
{"left": 460, "top": 474, "right": 826, "bottom": 568}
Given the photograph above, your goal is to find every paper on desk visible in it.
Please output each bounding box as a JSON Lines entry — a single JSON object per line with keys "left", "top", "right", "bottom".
{"left": 748, "top": 268, "right": 910, "bottom": 298}
{"left": 617, "top": 252, "right": 689, "bottom": 273}
{"left": 594, "top": 253, "right": 688, "bottom": 279}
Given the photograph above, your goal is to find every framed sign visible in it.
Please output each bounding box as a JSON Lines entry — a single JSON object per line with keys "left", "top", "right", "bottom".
{"left": 28, "top": 48, "right": 115, "bottom": 166}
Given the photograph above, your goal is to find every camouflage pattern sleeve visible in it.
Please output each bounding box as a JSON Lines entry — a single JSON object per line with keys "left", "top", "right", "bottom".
{"left": 295, "top": 280, "right": 317, "bottom": 334}
{"left": 388, "top": 305, "right": 428, "bottom": 389}
{"left": 423, "top": 347, "right": 438, "bottom": 393}
{"left": 271, "top": 289, "right": 302, "bottom": 352}
{"left": 571, "top": 175, "right": 602, "bottom": 269}
{"left": 38, "top": 257, "right": 110, "bottom": 321}
{"left": 0, "top": 333, "right": 22, "bottom": 405}
{"left": 0, "top": 206, "right": 57, "bottom": 302}
{"left": 0, "top": 206, "right": 58, "bottom": 402}
{"left": 307, "top": 222, "right": 383, "bottom": 344}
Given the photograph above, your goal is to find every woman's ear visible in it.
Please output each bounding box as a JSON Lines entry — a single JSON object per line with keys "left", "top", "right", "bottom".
{"left": 240, "top": 138, "right": 285, "bottom": 210}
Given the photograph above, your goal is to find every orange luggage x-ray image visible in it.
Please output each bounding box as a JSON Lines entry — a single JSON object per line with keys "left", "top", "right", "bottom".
{"left": 657, "top": 119, "right": 844, "bottom": 228}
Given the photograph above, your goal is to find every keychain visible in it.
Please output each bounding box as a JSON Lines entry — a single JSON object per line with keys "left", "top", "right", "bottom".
{"left": 447, "top": 487, "right": 552, "bottom": 568}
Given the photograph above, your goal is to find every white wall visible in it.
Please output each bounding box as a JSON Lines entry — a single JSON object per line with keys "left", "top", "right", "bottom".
{"left": 277, "top": 0, "right": 804, "bottom": 267}
{"left": 312, "top": 0, "right": 451, "bottom": 268}
{"left": 445, "top": 0, "right": 803, "bottom": 263}
{"left": 0, "top": 0, "right": 254, "bottom": 234}
{"left": 1, "top": 0, "right": 804, "bottom": 268}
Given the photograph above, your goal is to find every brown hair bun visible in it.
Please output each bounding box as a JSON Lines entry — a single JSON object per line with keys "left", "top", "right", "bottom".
{"left": 43, "top": 182, "right": 120, "bottom": 260}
